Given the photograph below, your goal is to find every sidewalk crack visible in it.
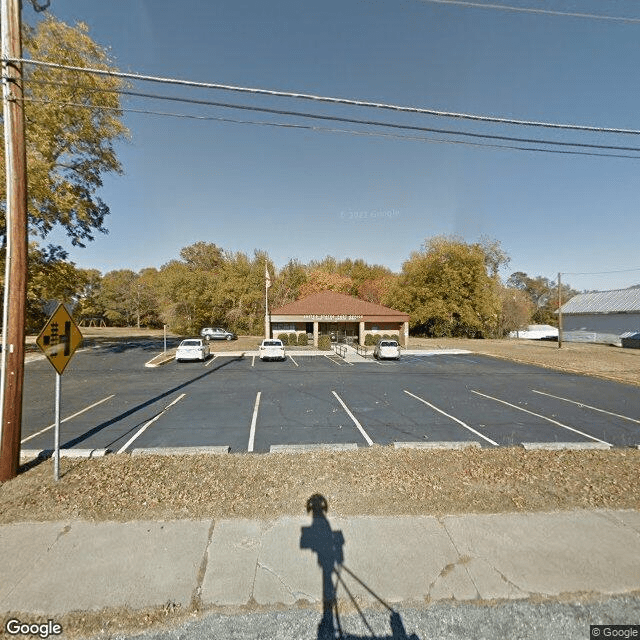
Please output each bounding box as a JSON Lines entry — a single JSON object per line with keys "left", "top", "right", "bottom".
{"left": 190, "top": 519, "right": 216, "bottom": 612}
{"left": 0, "top": 522, "right": 72, "bottom": 607}
{"left": 257, "top": 561, "right": 315, "bottom": 602}
{"left": 435, "top": 517, "right": 481, "bottom": 599}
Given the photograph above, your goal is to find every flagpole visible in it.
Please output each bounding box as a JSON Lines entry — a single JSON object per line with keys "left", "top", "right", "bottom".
{"left": 264, "top": 264, "right": 270, "bottom": 339}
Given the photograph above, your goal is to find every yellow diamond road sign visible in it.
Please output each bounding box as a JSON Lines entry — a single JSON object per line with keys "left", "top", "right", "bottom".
{"left": 36, "top": 304, "right": 83, "bottom": 375}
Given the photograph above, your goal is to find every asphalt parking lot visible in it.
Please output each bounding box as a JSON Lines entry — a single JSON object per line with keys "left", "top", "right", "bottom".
{"left": 20, "top": 340, "right": 640, "bottom": 455}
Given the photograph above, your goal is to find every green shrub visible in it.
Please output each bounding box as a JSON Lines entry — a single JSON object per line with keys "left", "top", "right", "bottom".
{"left": 297, "top": 332, "right": 308, "bottom": 346}
{"left": 318, "top": 335, "right": 332, "bottom": 350}
{"left": 288, "top": 332, "right": 297, "bottom": 346}
{"left": 277, "top": 333, "right": 289, "bottom": 345}
{"left": 364, "top": 334, "right": 376, "bottom": 346}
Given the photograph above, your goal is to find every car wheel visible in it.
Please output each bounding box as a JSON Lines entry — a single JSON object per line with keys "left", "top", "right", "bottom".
{"left": 226, "top": 335, "right": 232, "bottom": 341}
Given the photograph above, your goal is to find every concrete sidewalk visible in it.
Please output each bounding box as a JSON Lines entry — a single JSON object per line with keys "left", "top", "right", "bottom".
{"left": 1, "top": 509, "right": 640, "bottom": 617}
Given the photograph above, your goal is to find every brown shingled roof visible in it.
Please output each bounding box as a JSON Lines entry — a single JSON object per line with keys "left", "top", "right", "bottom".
{"left": 271, "top": 290, "right": 409, "bottom": 319}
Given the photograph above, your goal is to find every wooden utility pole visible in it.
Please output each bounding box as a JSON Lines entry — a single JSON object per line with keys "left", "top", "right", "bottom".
{"left": 0, "top": 0, "right": 28, "bottom": 481}
{"left": 557, "top": 272, "right": 563, "bottom": 349}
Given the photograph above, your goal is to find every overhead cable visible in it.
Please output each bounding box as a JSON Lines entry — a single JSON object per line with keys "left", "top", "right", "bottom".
{"left": 415, "top": 0, "right": 640, "bottom": 23}
{"left": 21, "top": 97, "right": 640, "bottom": 160}
{"left": 20, "top": 81, "right": 640, "bottom": 154}
{"left": 9, "top": 57, "right": 640, "bottom": 135}
{"left": 562, "top": 267, "right": 640, "bottom": 276}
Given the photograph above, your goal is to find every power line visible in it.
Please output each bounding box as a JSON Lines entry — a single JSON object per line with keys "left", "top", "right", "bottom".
{"left": 414, "top": 0, "right": 640, "bottom": 23}
{"left": 10, "top": 56, "right": 640, "bottom": 136}
{"left": 21, "top": 79, "right": 640, "bottom": 154}
{"left": 562, "top": 267, "right": 640, "bottom": 276}
{"left": 22, "top": 97, "right": 640, "bottom": 160}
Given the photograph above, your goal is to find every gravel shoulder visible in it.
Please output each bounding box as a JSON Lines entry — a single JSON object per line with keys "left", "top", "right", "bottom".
{"left": 3, "top": 336, "right": 639, "bottom": 524}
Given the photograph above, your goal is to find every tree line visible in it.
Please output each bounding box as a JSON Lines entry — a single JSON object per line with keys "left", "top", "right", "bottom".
{"left": 18, "top": 237, "right": 581, "bottom": 338}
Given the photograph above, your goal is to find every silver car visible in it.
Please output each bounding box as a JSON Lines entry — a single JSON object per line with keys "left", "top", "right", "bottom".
{"left": 373, "top": 339, "right": 401, "bottom": 360}
{"left": 200, "top": 327, "right": 237, "bottom": 341}
{"left": 175, "top": 338, "right": 210, "bottom": 362}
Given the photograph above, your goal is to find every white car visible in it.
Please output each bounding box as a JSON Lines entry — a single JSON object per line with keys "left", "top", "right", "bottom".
{"left": 373, "top": 339, "right": 401, "bottom": 360}
{"left": 259, "top": 339, "right": 286, "bottom": 361}
{"left": 175, "top": 338, "right": 210, "bottom": 362}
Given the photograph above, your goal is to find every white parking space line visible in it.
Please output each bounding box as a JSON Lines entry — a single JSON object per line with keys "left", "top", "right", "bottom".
{"left": 471, "top": 390, "right": 612, "bottom": 446}
{"left": 332, "top": 391, "right": 373, "bottom": 446}
{"left": 324, "top": 355, "right": 343, "bottom": 366}
{"left": 252, "top": 355, "right": 256, "bottom": 367}
{"left": 532, "top": 390, "right": 640, "bottom": 424}
{"left": 288, "top": 355, "right": 299, "bottom": 367}
{"left": 116, "top": 393, "right": 186, "bottom": 453}
{"left": 248, "top": 391, "right": 261, "bottom": 452}
{"left": 204, "top": 355, "right": 217, "bottom": 367}
{"left": 21, "top": 394, "right": 116, "bottom": 444}
{"left": 404, "top": 390, "right": 498, "bottom": 446}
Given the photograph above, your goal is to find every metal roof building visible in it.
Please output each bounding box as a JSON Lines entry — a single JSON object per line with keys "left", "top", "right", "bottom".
{"left": 559, "top": 288, "right": 640, "bottom": 345}
{"left": 560, "top": 289, "right": 640, "bottom": 315}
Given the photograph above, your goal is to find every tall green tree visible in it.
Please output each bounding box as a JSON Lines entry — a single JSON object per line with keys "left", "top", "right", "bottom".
{"left": 0, "top": 15, "right": 129, "bottom": 246}
{"left": 387, "top": 236, "right": 502, "bottom": 337}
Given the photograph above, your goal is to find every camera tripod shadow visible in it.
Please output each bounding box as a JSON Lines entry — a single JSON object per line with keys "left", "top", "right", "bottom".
{"left": 300, "top": 494, "right": 420, "bottom": 640}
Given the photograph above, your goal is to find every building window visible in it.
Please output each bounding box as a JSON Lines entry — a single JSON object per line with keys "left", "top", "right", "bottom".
{"left": 272, "top": 323, "right": 296, "bottom": 331}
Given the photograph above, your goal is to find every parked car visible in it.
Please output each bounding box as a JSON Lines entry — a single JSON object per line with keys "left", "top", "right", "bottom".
{"left": 200, "top": 327, "right": 237, "bottom": 341}
{"left": 175, "top": 338, "right": 210, "bottom": 362}
{"left": 373, "top": 339, "right": 401, "bottom": 360}
{"left": 259, "top": 338, "right": 286, "bottom": 361}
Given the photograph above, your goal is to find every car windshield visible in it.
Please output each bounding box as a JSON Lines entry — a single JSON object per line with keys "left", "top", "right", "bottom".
{"left": 181, "top": 340, "right": 200, "bottom": 346}
{"left": 380, "top": 341, "right": 398, "bottom": 347}
{"left": 263, "top": 341, "right": 282, "bottom": 346}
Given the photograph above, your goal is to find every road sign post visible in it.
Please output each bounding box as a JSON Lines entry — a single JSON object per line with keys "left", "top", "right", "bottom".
{"left": 35, "top": 304, "right": 83, "bottom": 480}
{"left": 54, "top": 372, "right": 60, "bottom": 481}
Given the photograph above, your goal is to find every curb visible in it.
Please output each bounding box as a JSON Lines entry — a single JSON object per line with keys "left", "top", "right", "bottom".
{"left": 393, "top": 441, "right": 481, "bottom": 449}
{"left": 131, "top": 446, "right": 230, "bottom": 456}
{"left": 20, "top": 448, "right": 110, "bottom": 459}
{"left": 520, "top": 442, "right": 611, "bottom": 450}
{"left": 144, "top": 352, "right": 176, "bottom": 367}
{"left": 269, "top": 443, "right": 359, "bottom": 453}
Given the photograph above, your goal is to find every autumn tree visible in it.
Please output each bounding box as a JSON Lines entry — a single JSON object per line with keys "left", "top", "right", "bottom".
{"left": 0, "top": 15, "right": 129, "bottom": 246}
{"left": 299, "top": 269, "right": 354, "bottom": 298}
{"left": 74, "top": 268, "right": 104, "bottom": 321}
{"left": 20, "top": 243, "right": 87, "bottom": 331}
{"left": 507, "top": 272, "right": 579, "bottom": 326}
{"left": 496, "top": 285, "right": 534, "bottom": 336}
{"left": 388, "top": 236, "right": 503, "bottom": 337}
{"left": 270, "top": 259, "right": 308, "bottom": 309}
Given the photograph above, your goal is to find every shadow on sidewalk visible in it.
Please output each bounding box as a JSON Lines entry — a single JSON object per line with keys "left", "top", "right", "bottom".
{"left": 300, "top": 494, "right": 420, "bottom": 640}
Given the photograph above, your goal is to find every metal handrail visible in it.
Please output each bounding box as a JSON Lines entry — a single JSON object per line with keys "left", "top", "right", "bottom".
{"left": 354, "top": 344, "right": 368, "bottom": 357}
{"left": 333, "top": 343, "right": 347, "bottom": 358}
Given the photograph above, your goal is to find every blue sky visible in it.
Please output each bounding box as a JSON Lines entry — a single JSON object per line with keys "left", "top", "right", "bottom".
{"left": 37, "top": 0, "right": 640, "bottom": 291}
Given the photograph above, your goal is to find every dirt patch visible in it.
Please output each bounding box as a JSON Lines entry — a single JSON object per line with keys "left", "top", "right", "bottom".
{"left": 1, "top": 447, "right": 639, "bottom": 524}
